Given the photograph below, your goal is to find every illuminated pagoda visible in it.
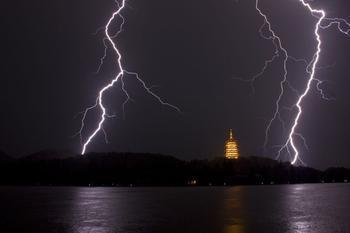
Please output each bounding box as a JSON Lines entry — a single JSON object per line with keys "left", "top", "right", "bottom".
{"left": 225, "top": 129, "right": 239, "bottom": 159}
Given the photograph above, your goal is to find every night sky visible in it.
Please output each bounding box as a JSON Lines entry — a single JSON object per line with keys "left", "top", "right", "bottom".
{"left": 1, "top": 0, "right": 350, "bottom": 169}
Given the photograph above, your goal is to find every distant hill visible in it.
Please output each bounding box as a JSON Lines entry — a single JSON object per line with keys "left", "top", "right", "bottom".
{"left": 323, "top": 167, "right": 350, "bottom": 183}
{"left": 0, "top": 151, "right": 349, "bottom": 186}
{"left": 0, "top": 150, "right": 11, "bottom": 161}
{"left": 23, "top": 149, "right": 77, "bottom": 160}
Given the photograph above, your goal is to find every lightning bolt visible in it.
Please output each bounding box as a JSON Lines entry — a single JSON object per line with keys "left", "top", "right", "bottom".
{"left": 78, "top": 0, "right": 181, "bottom": 155}
{"left": 247, "top": 0, "right": 350, "bottom": 165}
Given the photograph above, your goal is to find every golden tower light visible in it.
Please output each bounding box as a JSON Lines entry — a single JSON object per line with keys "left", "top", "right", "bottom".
{"left": 225, "top": 129, "right": 239, "bottom": 159}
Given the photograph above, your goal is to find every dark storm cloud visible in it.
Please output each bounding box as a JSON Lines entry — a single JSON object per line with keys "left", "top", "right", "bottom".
{"left": 1, "top": 0, "right": 350, "bottom": 169}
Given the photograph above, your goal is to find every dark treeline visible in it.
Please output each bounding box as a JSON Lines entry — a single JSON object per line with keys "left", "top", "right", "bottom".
{"left": 0, "top": 150, "right": 349, "bottom": 186}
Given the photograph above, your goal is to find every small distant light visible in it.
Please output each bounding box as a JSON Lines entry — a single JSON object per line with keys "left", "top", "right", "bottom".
{"left": 188, "top": 179, "right": 197, "bottom": 185}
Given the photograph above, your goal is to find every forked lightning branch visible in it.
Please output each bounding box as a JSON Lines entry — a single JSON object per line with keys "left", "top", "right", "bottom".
{"left": 252, "top": 0, "right": 350, "bottom": 164}
{"left": 78, "top": 0, "right": 180, "bottom": 155}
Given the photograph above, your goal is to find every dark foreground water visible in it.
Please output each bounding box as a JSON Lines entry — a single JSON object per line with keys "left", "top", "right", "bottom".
{"left": 0, "top": 184, "right": 349, "bottom": 233}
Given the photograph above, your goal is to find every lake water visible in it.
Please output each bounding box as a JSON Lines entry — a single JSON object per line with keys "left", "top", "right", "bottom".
{"left": 0, "top": 184, "right": 349, "bottom": 233}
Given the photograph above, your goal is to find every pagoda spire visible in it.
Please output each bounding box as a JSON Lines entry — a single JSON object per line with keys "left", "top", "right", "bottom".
{"left": 225, "top": 129, "right": 239, "bottom": 159}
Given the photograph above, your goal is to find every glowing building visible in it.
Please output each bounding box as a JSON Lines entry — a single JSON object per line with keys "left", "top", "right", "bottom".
{"left": 225, "top": 129, "right": 239, "bottom": 159}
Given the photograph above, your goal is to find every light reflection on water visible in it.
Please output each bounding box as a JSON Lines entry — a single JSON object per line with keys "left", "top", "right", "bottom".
{"left": 70, "top": 188, "right": 122, "bottom": 233}
{"left": 222, "top": 186, "right": 245, "bottom": 233}
{"left": 0, "top": 184, "right": 349, "bottom": 233}
{"left": 224, "top": 225, "right": 245, "bottom": 233}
